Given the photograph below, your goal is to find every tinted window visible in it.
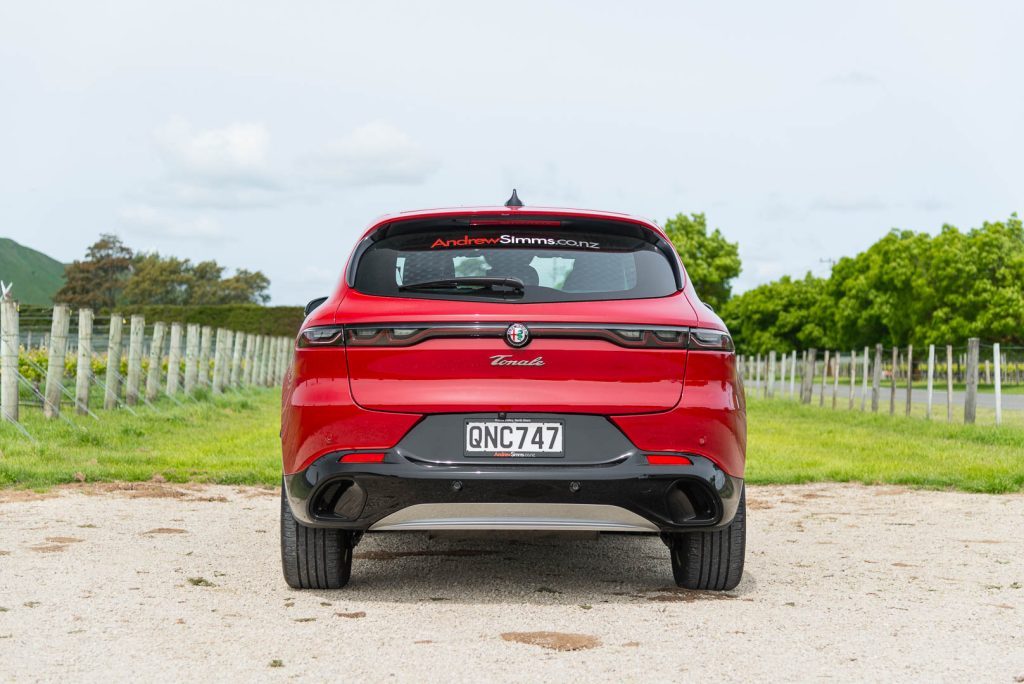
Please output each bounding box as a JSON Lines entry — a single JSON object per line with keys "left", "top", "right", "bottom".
{"left": 354, "top": 226, "right": 679, "bottom": 303}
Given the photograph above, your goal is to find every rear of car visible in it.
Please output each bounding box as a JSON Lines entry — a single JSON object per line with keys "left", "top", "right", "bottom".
{"left": 280, "top": 203, "right": 746, "bottom": 590}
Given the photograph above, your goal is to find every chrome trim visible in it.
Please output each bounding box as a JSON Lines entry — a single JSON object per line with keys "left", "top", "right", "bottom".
{"left": 367, "top": 503, "right": 659, "bottom": 532}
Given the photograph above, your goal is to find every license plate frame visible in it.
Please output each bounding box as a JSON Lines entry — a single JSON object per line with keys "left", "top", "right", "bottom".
{"left": 463, "top": 419, "right": 565, "bottom": 458}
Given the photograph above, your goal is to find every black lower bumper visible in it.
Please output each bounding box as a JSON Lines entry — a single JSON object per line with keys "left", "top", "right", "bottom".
{"left": 284, "top": 453, "right": 743, "bottom": 533}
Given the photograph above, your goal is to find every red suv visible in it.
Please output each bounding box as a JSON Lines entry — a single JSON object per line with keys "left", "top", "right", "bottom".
{"left": 280, "top": 194, "right": 746, "bottom": 590}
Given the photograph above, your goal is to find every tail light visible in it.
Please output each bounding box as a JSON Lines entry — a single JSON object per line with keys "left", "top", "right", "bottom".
{"left": 687, "top": 328, "right": 734, "bottom": 352}
{"left": 298, "top": 323, "right": 732, "bottom": 351}
{"left": 297, "top": 326, "right": 344, "bottom": 347}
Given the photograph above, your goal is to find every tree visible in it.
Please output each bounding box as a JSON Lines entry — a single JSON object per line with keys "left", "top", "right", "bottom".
{"left": 721, "top": 274, "right": 831, "bottom": 353}
{"left": 722, "top": 214, "right": 1024, "bottom": 352}
{"left": 663, "top": 212, "right": 741, "bottom": 311}
{"left": 217, "top": 269, "right": 271, "bottom": 305}
{"left": 56, "top": 234, "right": 134, "bottom": 308}
{"left": 120, "top": 253, "right": 193, "bottom": 305}
{"left": 57, "top": 235, "right": 272, "bottom": 308}
{"left": 124, "top": 255, "right": 271, "bottom": 305}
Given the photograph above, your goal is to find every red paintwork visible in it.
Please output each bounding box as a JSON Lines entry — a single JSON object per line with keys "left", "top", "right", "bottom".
{"left": 281, "top": 206, "right": 745, "bottom": 478}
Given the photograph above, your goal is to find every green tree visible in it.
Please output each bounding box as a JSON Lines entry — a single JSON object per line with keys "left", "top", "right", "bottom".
{"left": 723, "top": 214, "right": 1024, "bottom": 352}
{"left": 663, "top": 212, "right": 741, "bottom": 311}
{"left": 58, "top": 235, "right": 272, "bottom": 308}
{"left": 217, "top": 269, "right": 271, "bottom": 305}
{"left": 56, "top": 234, "right": 134, "bottom": 308}
{"left": 121, "top": 253, "right": 193, "bottom": 305}
{"left": 721, "top": 273, "right": 831, "bottom": 353}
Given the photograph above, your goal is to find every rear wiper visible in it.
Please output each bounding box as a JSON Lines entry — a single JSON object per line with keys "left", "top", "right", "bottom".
{"left": 399, "top": 276, "right": 526, "bottom": 297}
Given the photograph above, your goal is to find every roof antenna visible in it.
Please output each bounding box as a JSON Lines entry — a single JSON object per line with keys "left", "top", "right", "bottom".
{"left": 504, "top": 189, "right": 524, "bottom": 207}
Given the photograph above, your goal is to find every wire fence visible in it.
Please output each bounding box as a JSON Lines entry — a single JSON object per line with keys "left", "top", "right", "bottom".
{"left": 0, "top": 302, "right": 294, "bottom": 439}
{"left": 738, "top": 340, "right": 1022, "bottom": 427}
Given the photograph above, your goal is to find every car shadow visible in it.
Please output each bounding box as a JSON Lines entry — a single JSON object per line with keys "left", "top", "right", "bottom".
{"left": 304, "top": 531, "right": 757, "bottom": 605}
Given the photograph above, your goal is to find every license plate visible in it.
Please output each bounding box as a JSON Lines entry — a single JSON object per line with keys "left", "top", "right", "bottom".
{"left": 464, "top": 419, "right": 565, "bottom": 458}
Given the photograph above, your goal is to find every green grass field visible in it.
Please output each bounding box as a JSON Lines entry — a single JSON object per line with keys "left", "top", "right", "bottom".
{"left": 745, "top": 397, "right": 1024, "bottom": 493}
{"left": 1, "top": 390, "right": 1022, "bottom": 493}
{"left": 0, "top": 389, "right": 281, "bottom": 489}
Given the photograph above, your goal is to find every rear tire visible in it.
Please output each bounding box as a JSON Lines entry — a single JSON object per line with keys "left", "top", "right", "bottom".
{"left": 669, "top": 486, "right": 745, "bottom": 590}
{"left": 280, "top": 482, "right": 354, "bottom": 589}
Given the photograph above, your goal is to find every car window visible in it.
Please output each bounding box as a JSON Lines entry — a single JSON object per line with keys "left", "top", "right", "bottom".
{"left": 355, "top": 227, "right": 678, "bottom": 303}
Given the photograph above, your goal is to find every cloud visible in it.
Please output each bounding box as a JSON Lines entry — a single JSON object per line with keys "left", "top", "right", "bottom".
{"left": 913, "top": 197, "right": 949, "bottom": 212}
{"left": 309, "top": 122, "right": 438, "bottom": 186}
{"left": 149, "top": 118, "right": 290, "bottom": 209}
{"left": 810, "top": 196, "right": 888, "bottom": 213}
{"left": 758, "top": 197, "right": 805, "bottom": 222}
{"left": 156, "top": 117, "right": 271, "bottom": 182}
{"left": 119, "top": 204, "right": 227, "bottom": 242}
{"left": 821, "top": 72, "right": 882, "bottom": 88}
{"left": 280, "top": 265, "right": 339, "bottom": 292}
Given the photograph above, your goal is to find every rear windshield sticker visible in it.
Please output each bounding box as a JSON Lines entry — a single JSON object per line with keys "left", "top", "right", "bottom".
{"left": 429, "top": 234, "right": 600, "bottom": 250}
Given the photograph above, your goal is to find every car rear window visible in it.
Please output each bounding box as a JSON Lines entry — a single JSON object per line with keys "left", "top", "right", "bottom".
{"left": 353, "top": 222, "right": 679, "bottom": 303}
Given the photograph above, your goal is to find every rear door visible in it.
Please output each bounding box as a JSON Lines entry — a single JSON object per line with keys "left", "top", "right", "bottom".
{"left": 343, "top": 217, "right": 694, "bottom": 415}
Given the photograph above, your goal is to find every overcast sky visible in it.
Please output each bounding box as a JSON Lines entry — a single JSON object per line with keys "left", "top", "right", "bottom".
{"left": 2, "top": 1, "right": 1022, "bottom": 304}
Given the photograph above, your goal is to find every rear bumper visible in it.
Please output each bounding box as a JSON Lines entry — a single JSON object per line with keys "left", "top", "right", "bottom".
{"left": 283, "top": 453, "right": 743, "bottom": 533}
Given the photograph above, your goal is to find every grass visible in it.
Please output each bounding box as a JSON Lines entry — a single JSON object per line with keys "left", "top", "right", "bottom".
{"left": 0, "top": 389, "right": 281, "bottom": 489}
{"left": 2, "top": 388, "right": 1022, "bottom": 494}
{"left": 746, "top": 397, "right": 1024, "bottom": 493}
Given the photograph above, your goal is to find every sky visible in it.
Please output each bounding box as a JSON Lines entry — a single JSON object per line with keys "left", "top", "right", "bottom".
{"left": 2, "top": 1, "right": 1022, "bottom": 305}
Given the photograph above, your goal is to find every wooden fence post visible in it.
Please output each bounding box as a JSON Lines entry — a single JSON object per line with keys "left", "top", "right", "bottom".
{"left": 1, "top": 300, "right": 19, "bottom": 422}
{"left": 198, "top": 325, "right": 213, "bottom": 387}
{"left": 926, "top": 344, "right": 935, "bottom": 420}
{"left": 183, "top": 323, "right": 199, "bottom": 395}
{"left": 848, "top": 350, "right": 856, "bottom": 409}
{"left": 269, "top": 336, "right": 279, "bottom": 386}
{"left": 212, "top": 329, "right": 226, "bottom": 394}
{"left": 993, "top": 343, "right": 1002, "bottom": 426}
{"left": 945, "top": 345, "right": 954, "bottom": 423}
{"left": 860, "top": 346, "right": 869, "bottom": 411}
{"left": 819, "top": 350, "right": 829, "bottom": 407}
{"left": 802, "top": 348, "right": 816, "bottom": 403}
{"left": 964, "top": 338, "right": 979, "bottom": 424}
{"left": 264, "top": 335, "right": 276, "bottom": 387}
{"left": 75, "top": 308, "right": 93, "bottom": 415}
{"left": 754, "top": 353, "right": 761, "bottom": 391}
{"left": 831, "top": 351, "right": 839, "bottom": 409}
{"left": 270, "top": 337, "right": 280, "bottom": 386}
{"left": 280, "top": 336, "right": 290, "bottom": 382}
{"left": 790, "top": 350, "right": 797, "bottom": 398}
{"left": 125, "top": 314, "right": 145, "bottom": 406}
{"left": 889, "top": 346, "right": 898, "bottom": 416}
{"left": 166, "top": 323, "right": 183, "bottom": 395}
{"left": 269, "top": 337, "right": 279, "bottom": 386}
{"left": 243, "top": 333, "right": 256, "bottom": 386}
{"left": 230, "top": 331, "right": 244, "bottom": 387}
{"left": 871, "top": 344, "right": 882, "bottom": 413}
{"left": 765, "top": 351, "right": 775, "bottom": 398}
{"left": 145, "top": 322, "right": 166, "bottom": 402}
{"left": 249, "top": 335, "right": 262, "bottom": 387}
{"left": 252, "top": 335, "right": 264, "bottom": 386}
{"left": 43, "top": 304, "right": 71, "bottom": 418}
{"left": 778, "top": 352, "right": 786, "bottom": 399}
{"left": 104, "top": 314, "right": 123, "bottom": 410}
{"left": 261, "top": 335, "right": 273, "bottom": 386}
{"left": 905, "top": 344, "right": 913, "bottom": 417}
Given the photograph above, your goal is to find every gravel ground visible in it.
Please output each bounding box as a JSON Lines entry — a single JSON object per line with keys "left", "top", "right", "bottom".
{"left": 1, "top": 482, "right": 1022, "bottom": 683}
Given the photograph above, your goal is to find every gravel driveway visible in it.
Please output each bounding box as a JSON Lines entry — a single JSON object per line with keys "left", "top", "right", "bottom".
{"left": 1, "top": 483, "right": 1022, "bottom": 682}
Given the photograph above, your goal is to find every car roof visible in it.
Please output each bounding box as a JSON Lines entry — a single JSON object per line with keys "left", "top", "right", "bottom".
{"left": 359, "top": 205, "right": 667, "bottom": 239}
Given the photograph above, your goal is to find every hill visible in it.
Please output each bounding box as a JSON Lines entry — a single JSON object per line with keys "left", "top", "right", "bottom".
{"left": 0, "top": 237, "right": 66, "bottom": 305}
